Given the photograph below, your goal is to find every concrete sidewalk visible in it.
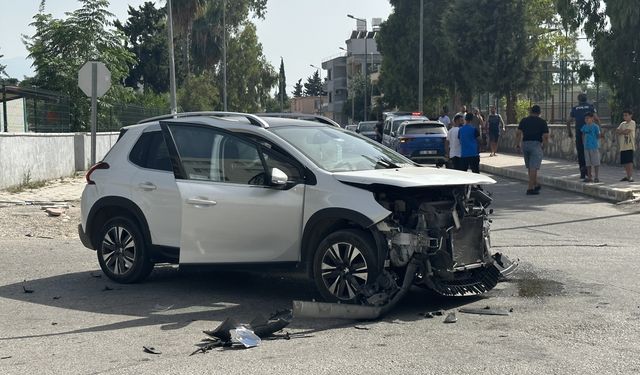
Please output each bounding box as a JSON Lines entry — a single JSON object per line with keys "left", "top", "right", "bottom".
{"left": 480, "top": 152, "right": 640, "bottom": 202}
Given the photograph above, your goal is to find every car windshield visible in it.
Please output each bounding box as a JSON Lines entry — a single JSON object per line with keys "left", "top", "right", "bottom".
{"left": 272, "top": 126, "right": 415, "bottom": 172}
{"left": 358, "top": 122, "right": 377, "bottom": 131}
{"left": 404, "top": 123, "right": 447, "bottom": 135}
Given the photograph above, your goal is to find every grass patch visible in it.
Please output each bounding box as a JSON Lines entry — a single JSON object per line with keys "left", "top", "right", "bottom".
{"left": 6, "top": 171, "right": 48, "bottom": 193}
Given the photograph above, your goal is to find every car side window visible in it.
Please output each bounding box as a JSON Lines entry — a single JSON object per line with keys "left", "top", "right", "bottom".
{"left": 384, "top": 120, "right": 390, "bottom": 135}
{"left": 168, "top": 125, "right": 266, "bottom": 185}
{"left": 129, "top": 131, "right": 172, "bottom": 172}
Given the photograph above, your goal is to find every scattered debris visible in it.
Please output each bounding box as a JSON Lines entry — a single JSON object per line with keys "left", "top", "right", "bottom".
{"left": 102, "top": 285, "right": 114, "bottom": 291}
{"left": 1, "top": 356, "right": 12, "bottom": 360}
{"left": 51, "top": 322, "right": 58, "bottom": 326}
{"left": 353, "top": 325, "right": 370, "bottom": 330}
{"left": 40, "top": 204, "right": 70, "bottom": 210}
{"left": 45, "top": 208, "right": 65, "bottom": 217}
{"left": 90, "top": 272, "right": 102, "bottom": 278}
{"left": 152, "top": 304, "right": 174, "bottom": 312}
{"left": 193, "top": 310, "right": 293, "bottom": 355}
{"left": 459, "top": 307, "right": 510, "bottom": 316}
{"left": 53, "top": 296, "right": 61, "bottom": 300}
{"left": 22, "top": 282, "right": 34, "bottom": 294}
{"left": 25, "top": 233, "right": 33, "bottom": 237}
{"left": 419, "top": 310, "right": 444, "bottom": 318}
{"left": 230, "top": 327, "right": 261, "bottom": 348}
{"left": 443, "top": 312, "right": 457, "bottom": 323}
{"left": 509, "top": 308, "right": 514, "bottom": 313}
{"left": 143, "top": 346, "right": 161, "bottom": 355}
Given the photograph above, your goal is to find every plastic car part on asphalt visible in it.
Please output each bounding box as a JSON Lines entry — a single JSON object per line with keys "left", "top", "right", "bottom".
{"left": 191, "top": 309, "right": 293, "bottom": 355}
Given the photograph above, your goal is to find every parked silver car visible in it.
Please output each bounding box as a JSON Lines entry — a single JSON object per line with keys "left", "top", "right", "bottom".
{"left": 79, "top": 112, "right": 506, "bottom": 303}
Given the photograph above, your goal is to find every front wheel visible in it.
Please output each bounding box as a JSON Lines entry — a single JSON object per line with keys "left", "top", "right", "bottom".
{"left": 96, "top": 216, "right": 153, "bottom": 283}
{"left": 312, "top": 229, "right": 381, "bottom": 302}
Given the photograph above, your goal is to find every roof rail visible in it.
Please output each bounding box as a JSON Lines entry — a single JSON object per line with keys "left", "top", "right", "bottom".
{"left": 256, "top": 113, "right": 341, "bottom": 128}
{"left": 137, "top": 111, "right": 270, "bottom": 128}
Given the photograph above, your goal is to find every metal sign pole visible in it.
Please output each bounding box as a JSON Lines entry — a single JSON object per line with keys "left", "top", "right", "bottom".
{"left": 91, "top": 62, "right": 97, "bottom": 166}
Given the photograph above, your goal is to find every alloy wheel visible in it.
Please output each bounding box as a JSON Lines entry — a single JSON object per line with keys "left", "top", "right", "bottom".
{"left": 101, "top": 226, "right": 137, "bottom": 276}
{"left": 320, "top": 242, "right": 369, "bottom": 300}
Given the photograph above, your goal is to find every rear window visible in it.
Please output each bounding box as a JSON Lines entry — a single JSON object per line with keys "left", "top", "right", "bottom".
{"left": 129, "top": 131, "right": 172, "bottom": 172}
{"left": 404, "top": 124, "right": 447, "bottom": 135}
{"left": 358, "top": 123, "right": 377, "bottom": 131}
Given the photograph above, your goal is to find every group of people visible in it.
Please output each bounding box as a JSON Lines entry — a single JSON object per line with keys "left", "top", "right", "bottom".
{"left": 444, "top": 105, "right": 506, "bottom": 174}
{"left": 443, "top": 94, "right": 637, "bottom": 195}
{"left": 518, "top": 93, "right": 636, "bottom": 195}
{"left": 565, "top": 93, "right": 636, "bottom": 183}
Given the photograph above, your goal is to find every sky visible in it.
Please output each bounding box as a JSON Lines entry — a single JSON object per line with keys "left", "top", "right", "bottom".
{"left": 0, "top": 0, "right": 591, "bottom": 93}
{"left": 0, "top": 0, "right": 393, "bottom": 93}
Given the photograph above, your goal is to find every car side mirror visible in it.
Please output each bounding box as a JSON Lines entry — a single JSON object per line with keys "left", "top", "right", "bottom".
{"left": 270, "top": 168, "right": 288, "bottom": 187}
{"left": 355, "top": 129, "right": 360, "bottom": 133}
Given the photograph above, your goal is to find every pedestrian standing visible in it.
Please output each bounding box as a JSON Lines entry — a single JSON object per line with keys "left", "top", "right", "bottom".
{"left": 487, "top": 105, "right": 505, "bottom": 156}
{"left": 616, "top": 109, "right": 636, "bottom": 182}
{"left": 458, "top": 113, "right": 481, "bottom": 173}
{"left": 581, "top": 112, "right": 602, "bottom": 183}
{"left": 515, "top": 105, "right": 549, "bottom": 195}
{"left": 375, "top": 120, "right": 384, "bottom": 143}
{"left": 438, "top": 106, "right": 451, "bottom": 129}
{"left": 446, "top": 114, "right": 464, "bottom": 170}
{"left": 566, "top": 93, "right": 601, "bottom": 180}
{"left": 470, "top": 108, "right": 486, "bottom": 152}
{"left": 455, "top": 105, "right": 467, "bottom": 121}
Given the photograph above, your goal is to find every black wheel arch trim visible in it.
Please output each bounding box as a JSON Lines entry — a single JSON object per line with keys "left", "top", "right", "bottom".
{"left": 86, "top": 196, "right": 152, "bottom": 251}
{"left": 300, "top": 208, "right": 388, "bottom": 275}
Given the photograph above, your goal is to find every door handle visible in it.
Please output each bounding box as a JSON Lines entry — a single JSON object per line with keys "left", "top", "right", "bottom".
{"left": 138, "top": 182, "right": 157, "bottom": 191}
{"left": 186, "top": 198, "right": 217, "bottom": 207}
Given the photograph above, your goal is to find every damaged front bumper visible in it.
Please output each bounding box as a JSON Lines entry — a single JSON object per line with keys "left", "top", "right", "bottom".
{"left": 295, "top": 185, "right": 518, "bottom": 320}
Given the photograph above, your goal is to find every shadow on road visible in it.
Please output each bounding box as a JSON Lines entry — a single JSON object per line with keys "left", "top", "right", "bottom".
{"left": 0, "top": 267, "right": 483, "bottom": 341}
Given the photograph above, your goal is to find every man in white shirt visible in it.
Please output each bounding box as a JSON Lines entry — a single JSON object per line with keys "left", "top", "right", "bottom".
{"left": 446, "top": 114, "right": 464, "bottom": 170}
{"left": 438, "top": 107, "right": 451, "bottom": 129}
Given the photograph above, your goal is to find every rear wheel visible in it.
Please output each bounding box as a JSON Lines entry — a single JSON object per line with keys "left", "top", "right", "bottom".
{"left": 96, "top": 216, "right": 153, "bottom": 283}
{"left": 312, "top": 229, "right": 380, "bottom": 302}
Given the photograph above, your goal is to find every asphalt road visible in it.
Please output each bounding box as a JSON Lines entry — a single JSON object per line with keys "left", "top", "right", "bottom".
{"left": 1, "top": 177, "right": 639, "bottom": 375}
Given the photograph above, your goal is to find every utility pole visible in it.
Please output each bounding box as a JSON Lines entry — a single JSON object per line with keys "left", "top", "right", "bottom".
{"left": 223, "top": 0, "right": 228, "bottom": 111}
{"left": 167, "top": 0, "right": 177, "bottom": 115}
{"left": 418, "top": 0, "right": 424, "bottom": 114}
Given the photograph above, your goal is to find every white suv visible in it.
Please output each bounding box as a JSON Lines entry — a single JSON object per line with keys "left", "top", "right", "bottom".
{"left": 80, "top": 112, "right": 504, "bottom": 302}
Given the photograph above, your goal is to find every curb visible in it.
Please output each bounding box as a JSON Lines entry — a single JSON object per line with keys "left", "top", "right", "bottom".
{"left": 479, "top": 163, "right": 636, "bottom": 203}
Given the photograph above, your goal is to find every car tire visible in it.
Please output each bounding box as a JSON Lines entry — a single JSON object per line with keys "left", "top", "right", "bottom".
{"left": 312, "top": 229, "right": 381, "bottom": 303}
{"left": 96, "top": 216, "right": 153, "bottom": 283}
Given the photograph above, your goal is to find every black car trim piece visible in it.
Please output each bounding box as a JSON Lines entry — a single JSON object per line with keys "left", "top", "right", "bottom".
{"left": 300, "top": 208, "right": 376, "bottom": 273}
{"left": 85, "top": 196, "right": 153, "bottom": 250}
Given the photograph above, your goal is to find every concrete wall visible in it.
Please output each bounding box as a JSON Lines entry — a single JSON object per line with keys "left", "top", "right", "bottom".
{"left": 0, "top": 132, "right": 119, "bottom": 190}
{"left": 498, "top": 124, "right": 640, "bottom": 168}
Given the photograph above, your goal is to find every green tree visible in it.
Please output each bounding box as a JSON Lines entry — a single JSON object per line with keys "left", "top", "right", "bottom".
{"left": 303, "top": 70, "right": 323, "bottom": 97}
{"left": 0, "top": 48, "right": 7, "bottom": 78}
{"left": 275, "top": 57, "right": 289, "bottom": 110}
{"left": 24, "top": 0, "right": 135, "bottom": 130}
{"left": 557, "top": 0, "right": 640, "bottom": 116}
{"left": 292, "top": 78, "right": 303, "bottom": 97}
{"left": 224, "top": 23, "right": 277, "bottom": 112}
{"left": 115, "top": 2, "right": 169, "bottom": 94}
{"left": 377, "top": 0, "right": 453, "bottom": 111}
{"left": 178, "top": 72, "right": 219, "bottom": 111}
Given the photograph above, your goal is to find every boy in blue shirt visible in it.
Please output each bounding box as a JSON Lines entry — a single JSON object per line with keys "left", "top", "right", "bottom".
{"left": 581, "top": 112, "right": 601, "bottom": 182}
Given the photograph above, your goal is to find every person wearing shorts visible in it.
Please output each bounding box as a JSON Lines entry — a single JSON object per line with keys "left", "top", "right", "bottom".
{"left": 515, "top": 105, "right": 549, "bottom": 195}
{"left": 487, "top": 106, "right": 505, "bottom": 156}
{"left": 616, "top": 110, "right": 636, "bottom": 182}
{"left": 581, "top": 112, "right": 601, "bottom": 182}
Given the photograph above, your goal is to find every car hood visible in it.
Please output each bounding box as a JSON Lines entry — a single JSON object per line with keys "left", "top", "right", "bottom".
{"left": 333, "top": 166, "right": 495, "bottom": 187}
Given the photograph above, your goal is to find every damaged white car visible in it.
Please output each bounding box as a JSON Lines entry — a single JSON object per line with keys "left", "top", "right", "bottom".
{"left": 79, "top": 112, "right": 515, "bottom": 311}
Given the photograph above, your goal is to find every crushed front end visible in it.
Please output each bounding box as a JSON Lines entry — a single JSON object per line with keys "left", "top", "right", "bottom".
{"left": 373, "top": 184, "right": 508, "bottom": 297}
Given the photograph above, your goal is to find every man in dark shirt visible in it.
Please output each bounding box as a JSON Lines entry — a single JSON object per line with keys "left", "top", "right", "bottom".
{"left": 516, "top": 105, "right": 549, "bottom": 195}
{"left": 566, "top": 93, "right": 601, "bottom": 180}
{"left": 458, "top": 113, "right": 481, "bottom": 173}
